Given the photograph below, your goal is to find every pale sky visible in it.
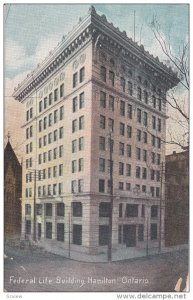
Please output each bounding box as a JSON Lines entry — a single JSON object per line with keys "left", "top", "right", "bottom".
{"left": 4, "top": 3, "right": 189, "bottom": 160}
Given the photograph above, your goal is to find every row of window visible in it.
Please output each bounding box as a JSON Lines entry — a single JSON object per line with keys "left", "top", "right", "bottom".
{"left": 38, "top": 105, "right": 64, "bottom": 132}
{"left": 25, "top": 182, "right": 64, "bottom": 198}
{"left": 72, "top": 158, "right": 84, "bottom": 173}
{"left": 39, "top": 84, "right": 64, "bottom": 113}
{"left": 38, "top": 127, "right": 64, "bottom": 148}
{"left": 26, "top": 164, "right": 64, "bottom": 183}
{"left": 72, "top": 137, "right": 84, "bottom": 153}
{"left": 100, "top": 66, "right": 163, "bottom": 111}
{"left": 72, "top": 116, "right": 85, "bottom": 132}
{"left": 38, "top": 145, "right": 64, "bottom": 164}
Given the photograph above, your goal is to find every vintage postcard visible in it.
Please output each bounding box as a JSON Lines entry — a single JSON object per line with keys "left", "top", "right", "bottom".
{"left": 3, "top": 2, "right": 189, "bottom": 297}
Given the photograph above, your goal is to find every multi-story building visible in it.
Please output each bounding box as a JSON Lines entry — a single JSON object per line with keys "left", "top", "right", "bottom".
{"left": 13, "top": 6, "right": 179, "bottom": 258}
{"left": 165, "top": 151, "right": 189, "bottom": 247}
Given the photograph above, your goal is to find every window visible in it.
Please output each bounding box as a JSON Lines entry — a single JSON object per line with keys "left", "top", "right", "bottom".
{"left": 141, "top": 205, "right": 145, "bottom": 217}
{"left": 125, "top": 204, "right": 138, "bottom": 217}
{"left": 39, "top": 101, "right": 42, "bottom": 113}
{"left": 59, "top": 127, "right": 64, "bottom": 139}
{"left": 128, "top": 82, "right": 133, "bottom": 96}
{"left": 54, "top": 109, "right": 58, "bottom": 123}
{"left": 136, "top": 148, "right": 141, "bottom": 160}
{"left": 72, "top": 202, "right": 82, "bottom": 217}
{"left": 109, "top": 71, "right": 115, "bottom": 86}
{"left": 143, "top": 112, "right": 148, "bottom": 126}
{"left": 126, "top": 144, "right": 132, "bottom": 157}
{"left": 151, "top": 152, "right": 156, "bottom": 164}
{"left": 152, "top": 135, "right": 156, "bottom": 147}
{"left": 60, "top": 83, "right": 64, "bottom": 98}
{"left": 99, "top": 202, "right": 110, "bottom": 217}
{"left": 151, "top": 224, "right": 157, "bottom": 240}
{"left": 127, "top": 104, "right": 132, "bottom": 119}
{"left": 158, "top": 118, "right": 161, "bottom": 132}
{"left": 121, "top": 77, "right": 125, "bottom": 92}
{"left": 108, "top": 118, "right": 114, "bottom": 132}
{"left": 72, "top": 119, "right": 78, "bottom": 133}
{"left": 151, "top": 205, "right": 158, "bottom": 218}
{"left": 79, "top": 92, "right": 85, "bottom": 109}
{"left": 53, "top": 183, "right": 57, "bottom": 196}
{"left": 78, "top": 158, "right": 84, "bottom": 172}
{"left": 79, "top": 137, "right": 84, "bottom": 151}
{"left": 137, "top": 108, "right": 141, "bottom": 123}
{"left": 71, "top": 180, "right": 77, "bottom": 194}
{"left": 59, "top": 164, "right": 63, "bottom": 176}
{"left": 73, "top": 224, "right": 82, "bottom": 245}
{"left": 73, "top": 97, "right": 78, "bottom": 112}
{"left": 49, "top": 93, "right": 53, "bottom": 105}
{"left": 99, "top": 158, "right": 105, "bottom": 172}
{"left": 100, "top": 66, "right": 106, "bottom": 82}
{"left": 39, "top": 137, "right": 42, "bottom": 148}
{"left": 99, "top": 179, "right": 105, "bottom": 193}
{"left": 136, "top": 166, "right": 141, "bottom": 178}
{"left": 120, "top": 100, "right": 125, "bottom": 116}
{"left": 26, "top": 220, "right": 31, "bottom": 234}
{"left": 137, "top": 129, "right": 141, "bottom": 142}
{"left": 137, "top": 87, "right": 142, "bottom": 100}
{"left": 107, "top": 160, "right": 113, "bottom": 174}
{"left": 127, "top": 125, "right": 132, "bottom": 138}
{"left": 99, "top": 225, "right": 109, "bottom": 245}
{"left": 48, "top": 133, "right": 52, "bottom": 144}
{"left": 57, "top": 223, "right": 64, "bottom": 242}
{"left": 57, "top": 203, "right": 64, "bottom": 217}
{"left": 73, "top": 72, "right": 78, "bottom": 88}
{"left": 44, "top": 97, "right": 47, "bottom": 109}
{"left": 119, "top": 142, "right": 124, "bottom": 156}
{"left": 59, "top": 145, "right": 63, "bottom": 158}
{"left": 119, "top": 162, "right": 124, "bottom": 175}
{"left": 126, "top": 164, "right": 131, "bottom": 176}
{"left": 54, "top": 88, "right": 58, "bottom": 101}
{"left": 126, "top": 183, "right": 131, "bottom": 191}
{"left": 157, "top": 154, "right": 161, "bottom": 165}
{"left": 45, "top": 204, "right": 52, "bottom": 216}
{"left": 157, "top": 137, "right": 161, "bottom": 149}
{"left": 152, "top": 116, "right": 156, "bottom": 130}
{"left": 43, "top": 116, "right": 47, "bottom": 130}
{"left": 152, "top": 95, "right": 156, "bottom": 108}
{"left": 38, "top": 154, "right": 42, "bottom": 165}
{"left": 43, "top": 152, "right": 47, "bottom": 163}
{"left": 72, "top": 139, "right": 77, "bottom": 153}
{"left": 120, "top": 123, "right": 125, "bottom": 136}
{"left": 80, "top": 67, "right": 85, "bottom": 83}
{"left": 72, "top": 160, "right": 77, "bottom": 173}
{"left": 138, "top": 224, "right": 144, "bottom": 241}
{"left": 151, "top": 169, "right": 155, "bottom": 180}
{"left": 48, "top": 113, "right": 52, "bottom": 127}
{"left": 25, "top": 204, "right": 31, "bottom": 215}
{"left": 158, "top": 99, "right": 162, "bottom": 111}
{"left": 100, "top": 115, "right": 106, "bottom": 129}
{"left": 150, "top": 186, "right": 155, "bottom": 197}
{"left": 46, "top": 222, "right": 52, "bottom": 239}
{"left": 30, "top": 108, "right": 33, "bottom": 118}
{"left": 144, "top": 91, "right": 148, "bottom": 104}
{"left": 53, "top": 148, "right": 57, "bottom": 159}
{"left": 79, "top": 116, "right": 84, "bottom": 130}
{"left": 109, "top": 95, "right": 114, "bottom": 111}
{"left": 36, "top": 204, "right": 42, "bottom": 216}
{"left": 143, "top": 132, "right": 148, "bottom": 143}
{"left": 119, "top": 182, "right": 124, "bottom": 190}
{"left": 48, "top": 167, "right": 51, "bottom": 178}
{"left": 53, "top": 166, "right": 57, "bottom": 178}
{"left": 60, "top": 106, "right": 64, "bottom": 120}
{"left": 100, "top": 91, "right": 106, "bottom": 108}
{"left": 142, "top": 185, "right": 146, "bottom": 193}
{"left": 156, "top": 187, "right": 160, "bottom": 197}
{"left": 142, "top": 167, "right": 147, "bottom": 179}
{"left": 78, "top": 179, "right": 84, "bottom": 193}
{"left": 58, "top": 183, "right": 63, "bottom": 195}
{"left": 39, "top": 120, "right": 42, "bottom": 132}
{"left": 38, "top": 187, "right": 41, "bottom": 197}
{"left": 99, "top": 136, "right": 105, "bottom": 151}
{"left": 53, "top": 129, "right": 57, "bottom": 142}
{"left": 26, "top": 110, "right": 29, "bottom": 121}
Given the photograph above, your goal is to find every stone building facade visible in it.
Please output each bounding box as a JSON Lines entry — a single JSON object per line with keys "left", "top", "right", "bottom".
{"left": 4, "top": 141, "right": 22, "bottom": 238}
{"left": 13, "top": 6, "right": 179, "bottom": 257}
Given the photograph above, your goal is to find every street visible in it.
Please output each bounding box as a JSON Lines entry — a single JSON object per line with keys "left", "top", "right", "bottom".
{"left": 4, "top": 245, "right": 188, "bottom": 292}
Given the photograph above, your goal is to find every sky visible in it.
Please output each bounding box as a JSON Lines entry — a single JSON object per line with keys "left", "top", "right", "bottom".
{"left": 4, "top": 3, "right": 189, "bottom": 160}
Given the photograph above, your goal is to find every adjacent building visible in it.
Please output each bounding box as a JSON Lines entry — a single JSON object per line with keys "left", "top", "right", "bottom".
{"left": 4, "top": 140, "right": 22, "bottom": 239}
{"left": 165, "top": 151, "right": 189, "bottom": 247}
{"left": 13, "top": 6, "right": 179, "bottom": 257}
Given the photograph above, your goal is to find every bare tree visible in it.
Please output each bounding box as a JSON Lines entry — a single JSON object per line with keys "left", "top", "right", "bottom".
{"left": 150, "top": 15, "right": 189, "bottom": 150}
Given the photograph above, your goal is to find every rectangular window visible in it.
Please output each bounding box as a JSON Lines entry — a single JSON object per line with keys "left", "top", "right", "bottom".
{"left": 38, "top": 154, "right": 42, "bottom": 165}
{"left": 119, "top": 162, "right": 124, "bottom": 175}
{"left": 158, "top": 99, "right": 162, "bottom": 111}
{"left": 79, "top": 116, "right": 84, "bottom": 130}
{"left": 39, "top": 137, "right": 42, "bottom": 148}
{"left": 54, "top": 88, "right": 58, "bottom": 101}
{"left": 59, "top": 145, "right": 63, "bottom": 157}
{"left": 54, "top": 109, "right": 58, "bottom": 123}
{"left": 158, "top": 118, "right": 161, "bottom": 132}
{"left": 30, "top": 107, "right": 33, "bottom": 118}
{"left": 49, "top": 93, "right": 53, "bottom": 105}
{"left": 53, "top": 148, "right": 57, "bottom": 159}
{"left": 127, "top": 104, "right": 132, "bottom": 119}
{"left": 58, "top": 183, "right": 63, "bottom": 195}
{"left": 71, "top": 180, "right": 77, "bottom": 194}
{"left": 108, "top": 118, "right": 114, "bottom": 132}
{"left": 44, "top": 97, "right": 47, "bottom": 109}
{"left": 39, "top": 101, "right": 42, "bottom": 113}
{"left": 138, "top": 224, "right": 144, "bottom": 241}
{"left": 120, "top": 100, "right": 125, "bottom": 116}
{"left": 142, "top": 185, "right": 146, "bottom": 193}
{"left": 157, "top": 137, "right": 161, "bottom": 149}
{"left": 73, "top": 224, "right": 82, "bottom": 245}
{"left": 99, "top": 158, "right": 105, "bottom": 172}
{"left": 156, "top": 187, "right": 160, "bottom": 197}
{"left": 127, "top": 125, "right": 132, "bottom": 138}
{"left": 152, "top": 96, "right": 156, "bottom": 108}
{"left": 142, "top": 167, "right": 147, "bottom": 179}
{"left": 99, "top": 179, "right": 105, "bottom": 193}
{"left": 136, "top": 148, "right": 141, "bottom": 160}
{"left": 39, "top": 120, "right": 42, "bottom": 132}
{"left": 119, "top": 203, "right": 123, "bottom": 218}
{"left": 53, "top": 129, "right": 57, "bottom": 141}
{"left": 151, "top": 169, "right": 155, "bottom": 180}
{"left": 143, "top": 132, "right": 148, "bottom": 144}
{"left": 136, "top": 166, "right": 141, "bottom": 178}
{"left": 99, "top": 202, "right": 110, "bottom": 217}
{"left": 48, "top": 133, "right": 52, "bottom": 144}
{"left": 79, "top": 92, "right": 85, "bottom": 109}
{"left": 99, "top": 225, "right": 109, "bottom": 245}
{"left": 119, "top": 142, "right": 124, "bottom": 156}
{"left": 150, "top": 186, "right": 155, "bottom": 197}
{"left": 45, "top": 204, "right": 52, "bottom": 217}
{"left": 26, "top": 220, "right": 31, "bottom": 234}
{"left": 151, "top": 205, "right": 158, "bottom": 218}
{"left": 72, "top": 119, "right": 78, "bottom": 133}
{"left": 126, "top": 164, "right": 131, "bottom": 176}
{"left": 78, "top": 179, "right": 84, "bottom": 193}
{"left": 48, "top": 113, "right": 52, "bottom": 127}
{"left": 144, "top": 91, "right": 148, "bottom": 104}
{"left": 59, "top": 127, "right": 64, "bottom": 139}
{"left": 53, "top": 183, "right": 57, "bottom": 195}
{"left": 137, "top": 108, "right": 142, "bottom": 123}
{"left": 100, "top": 66, "right": 106, "bottom": 82}
{"left": 60, "top": 106, "right": 64, "bottom": 120}
{"left": 128, "top": 82, "right": 133, "bottom": 96}
{"left": 53, "top": 166, "right": 57, "bottom": 178}
{"left": 119, "top": 182, "right": 124, "bottom": 190}
{"left": 157, "top": 154, "right": 161, "bottom": 165}
{"left": 120, "top": 123, "right": 125, "bottom": 136}
{"left": 48, "top": 167, "right": 51, "bottom": 178}
{"left": 79, "top": 137, "right": 84, "bottom": 151}
{"left": 100, "top": 91, "right": 106, "bottom": 108}
{"left": 100, "top": 115, "right": 106, "bottom": 129}
{"left": 137, "top": 87, "right": 142, "bottom": 100}
{"left": 151, "top": 224, "right": 157, "bottom": 240}
{"left": 60, "top": 83, "right": 64, "bottom": 98}
{"left": 126, "top": 144, "right": 132, "bottom": 157}
{"left": 80, "top": 67, "right": 85, "bottom": 83}
{"left": 125, "top": 204, "right": 138, "bottom": 217}
{"left": 143, "top": 112, "right": 148, "bottom": 126}
{"left": 151, "top": 152, "right": 155, "bottom": 164}
{"left": 78, "top": 158, "right": 84, "bottom": 172}
{"left": 57, "top": 203, "right": 65, "bottom": 217}
{"left": 57, "top": 223, "right": 64, "bottom": 242}
{"left": 25, "top": 204, "right": 31, "bottom": 215}
{"left": 43, "top": 152, "right": 47, "bottom": 163}
{"left": 109, "top": 71, "right": 115, "bottom": 86}
{"left": 72, "top": 160, "right": 77, "bottom": 173}
{"left": 73, "top": 97, "right": 78, "bottom": 112}
{"left": 152, "top": 116, "right": 156, "bottom": 130}
{"left": 121, "top": 77, "right": 125, "bottom": 92}
{"left": 152, "top": 135, "right": 156, "bottom": 147}
{"left": 43, "top": 116, "right": 47, "bottom": 130}
{"left": 99, "top": 136, "right": 105, "bottom": 151}
{"left": 109, "top": 95, "right": 114, "bottom": 111}
{"left": 72, "top": 139, "right": 77, "bottom": 153}
{"left": 73, "top": 72, "right": 78, "bottom": 88}
{"left": 137, "top": 129, "right": 141, "bottom": 142}
{"left": 126, "top": 182, "right": 131, "bottom": 191}
{"left": 59, "top": 164, "right": 63, "bottom": 176}
{"left": 46, "top": 222, "right": 52, "bottom": 239}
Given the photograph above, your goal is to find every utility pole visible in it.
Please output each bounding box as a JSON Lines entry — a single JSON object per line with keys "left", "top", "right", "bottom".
{"left": 134, "top": 10, "right": 136, "bottom": 42}
{"left": 108, "top": 132, "right": 113, "bottom": 262}
{"left": 33, "top": 170, "right": 37, "bottom": 242}
{"left": 159, "top": 162, "right": 164, "bottom": 254}
{"left": 68, "top": 212, "right": 71, "bottom": 258}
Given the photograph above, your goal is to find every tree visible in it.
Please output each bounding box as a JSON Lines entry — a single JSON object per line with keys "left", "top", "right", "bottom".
{"left": 150, "top": 15, "right": 189, "bottom": 151}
